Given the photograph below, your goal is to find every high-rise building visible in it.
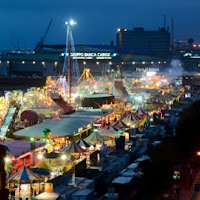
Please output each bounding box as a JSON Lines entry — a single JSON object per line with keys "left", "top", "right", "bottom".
{"left": 116, "top": 27, "right": 170, "bottom": 54}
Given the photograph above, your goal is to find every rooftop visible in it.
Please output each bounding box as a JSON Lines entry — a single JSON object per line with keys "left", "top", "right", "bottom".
{"left": 14, "top": 111, "right": 103, "bottom": 138}
{"left": 0, "top": 140, "right": 45, "bottom": 158}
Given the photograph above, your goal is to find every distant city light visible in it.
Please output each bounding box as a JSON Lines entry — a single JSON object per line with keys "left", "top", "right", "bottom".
{"left": 33, "top": 61, "right": 36, "bottom": 64}
{"left": 22, "top": 61, "right": 25, "bottom": 64}
{"left": 132, "top": 61, "right": 135, "bottom": 64}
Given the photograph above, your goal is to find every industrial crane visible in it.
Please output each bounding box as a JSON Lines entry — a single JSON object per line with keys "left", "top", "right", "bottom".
{"left": 34, "top": 18, "right": 53, "bottom": 52}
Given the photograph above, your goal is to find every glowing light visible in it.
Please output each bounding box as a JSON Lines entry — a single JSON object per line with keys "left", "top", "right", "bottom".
{"left": 30, "top": 137, "right": 34, "bottom": 141}
{"left": 55, "top": 61, "right": 58, "bottom": 66}
{"left": 22, "top": 61, "right": 25, "bottom": 64}
{"left": 65, "top": 20, "right": 77, "bottom": 26}
{"left": 42, "top": 61, "right": 45, "bottom": 65}
{"left": 7, "top": 61, "right": 9, "bottom": 64}
{"left": 0, "top": 60, "right": 1, "bottom": 64}
{"left": 132, "top": 61, "right": 135, "bottom": 64}
{"left": 38, "top": 154, "right": 43, "bottom": 159}
{"left": 117, "top": 28, "right": 121, "bottom": 32}
{"left": 146, "top": 71, "right": 156, "bottom": 77}
{"left": 96, "top": 62, "right": 99, "bottom": 65}
{"left": 33, "top": 61, "right": 36, "bottom": 64}
{"left": 83, "top": 61, "right": 86, "bottom": 65}
{"left": 151, "top": 61, "right": 154, "bottom": 64}
{"left": 142, "top": 61, "right": 145, "bottom": 64}
{"left": 109, "top": 62, "right": 112, "bottom": 65}
{"left": 4, "top": 157, "right": 10, "bottom": 162}
{"left": 61, "top": 154, "right": 67, "bottom": 160}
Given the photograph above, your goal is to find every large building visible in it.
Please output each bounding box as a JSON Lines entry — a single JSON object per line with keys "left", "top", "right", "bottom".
{"left": 116, "top": 27, "right": 170, "bottom": 54}
{"left": 0, "top": 44, "right": 170, "bottom": 77}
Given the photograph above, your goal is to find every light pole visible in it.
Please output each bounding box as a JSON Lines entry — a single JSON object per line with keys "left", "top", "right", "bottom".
{"left": 117, "top": 28, "right": 123, "bottom": 79}
{"left": 65, "top": 20, "right": 77, "bottom": 105}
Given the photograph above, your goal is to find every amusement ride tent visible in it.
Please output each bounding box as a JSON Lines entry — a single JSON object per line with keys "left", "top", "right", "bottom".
{"left": 76, "top": 138, "right": 90, "bottom": 150}
{"left": 135, "top": 108, "right": 148, "bottom": 117}
{"left": 122, "top": 113, "right": 141, "bottom": 127}
{"left": 84, "top": 132, "right": 104, "bottom": 143}
{"left": 98, "top": 127, "right": 118, "bottom": 138}
{"left": 60, "top": 141, "right": 85, "bottom": 154}
{"left": 112, "top": 119, "right": 129, "bottom": 129}
{"left": 8, "top": 165, "right": 41, "bottom": 198}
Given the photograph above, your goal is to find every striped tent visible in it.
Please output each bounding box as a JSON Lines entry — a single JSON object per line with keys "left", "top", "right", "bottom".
{"left": 112, "top": 119, "right": 129, "bottom": 129}
{"left": 135, "top": 108, "right": 148, "bottom": 117}
{"left": 8, "top": 166, "right": 41, "bottom": 182}
{"left": 84, "top": 132, "right": 104, "bottom": 143}
{"left": 99, "top": 127, "right": 118, "bottom": 138}
{"left": 76, "top": 138, "right": 90, "bottom": 148}
{"left": 122, "top": 113, "right": 140, "bottom": 126}
{"left": 105, "top": 125, "right": 119, "bottom": 133}
{"left": 60, "top": 141, "right": 85, "bottom": 154}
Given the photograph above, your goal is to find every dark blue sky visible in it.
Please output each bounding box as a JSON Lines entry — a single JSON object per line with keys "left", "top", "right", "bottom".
{"left": 0, "top": 0, "right": 200, "bottom": 50}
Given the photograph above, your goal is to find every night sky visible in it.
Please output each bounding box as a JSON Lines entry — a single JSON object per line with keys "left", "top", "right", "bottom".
{"left": 0, "top": 0, "right": 200, "bottom": 50}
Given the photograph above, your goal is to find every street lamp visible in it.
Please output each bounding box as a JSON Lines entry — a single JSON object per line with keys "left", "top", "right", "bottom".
{"left": 65, "top": 20, "right": 77, "bottom": 105}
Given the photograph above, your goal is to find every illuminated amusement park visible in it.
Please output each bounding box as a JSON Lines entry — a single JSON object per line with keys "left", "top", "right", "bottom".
{"left": 0, "top": 20, "right": 192, "bottom": 200}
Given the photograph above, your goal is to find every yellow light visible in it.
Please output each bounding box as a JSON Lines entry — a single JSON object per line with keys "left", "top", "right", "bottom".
{"left": 117, "top": 28, "right": 121, "bottom": 32}
{"left": 83, "top": 61, "right": 86, "bottom": 65}
{"left": 55, "top": 61, "right": 58, "bottom": 66}
{"left": 96, "top": 62, "right": 99, "bottom": 65}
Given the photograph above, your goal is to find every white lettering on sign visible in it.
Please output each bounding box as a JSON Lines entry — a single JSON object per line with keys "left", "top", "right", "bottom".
{"left": 68, "top": 52, "right": 112, "bottom": 60}
{"left": 136, "top": 68, "right": 159, "bottom": 72}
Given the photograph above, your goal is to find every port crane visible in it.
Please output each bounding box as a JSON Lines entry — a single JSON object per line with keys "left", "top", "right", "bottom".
{"left": 35, "top": 18, "right": 53, "bottom": 52}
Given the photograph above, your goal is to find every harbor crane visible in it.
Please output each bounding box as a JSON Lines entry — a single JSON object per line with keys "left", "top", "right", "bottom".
{"left": 35, "top": 18, "right": 53, "bottom": 52}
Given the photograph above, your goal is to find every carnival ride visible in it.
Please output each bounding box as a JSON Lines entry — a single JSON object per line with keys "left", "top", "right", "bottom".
{"left": 77, "top": 68, "right": 95, "bottom": 84}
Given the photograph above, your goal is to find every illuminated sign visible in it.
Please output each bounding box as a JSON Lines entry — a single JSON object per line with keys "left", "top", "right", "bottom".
{"left": 136, "top": 68, "right": 159, "bottom": 72}
{"left": 61, "top": 52, "right": 115, "bottom": 60}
